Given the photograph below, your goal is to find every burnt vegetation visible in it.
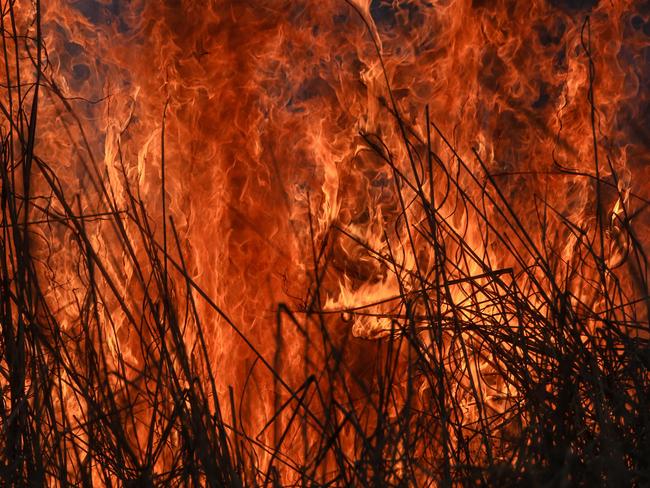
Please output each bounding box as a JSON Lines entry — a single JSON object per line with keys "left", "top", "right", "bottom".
{"left": 1, "top": 1, "right": 650, "bottom": 487}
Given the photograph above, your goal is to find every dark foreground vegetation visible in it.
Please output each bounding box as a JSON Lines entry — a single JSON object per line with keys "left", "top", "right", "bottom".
{"left": 1, "top": 1, "right": 649, "bottom": 486}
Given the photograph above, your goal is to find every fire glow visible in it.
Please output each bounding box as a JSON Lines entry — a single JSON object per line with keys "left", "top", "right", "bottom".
{"left": 1, "top": 0, "right": 649, "bottom": 485}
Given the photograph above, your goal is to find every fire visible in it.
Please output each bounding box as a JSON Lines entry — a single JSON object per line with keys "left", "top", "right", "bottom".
{"left": 1, "top": 0, "right": 648, "bottom": 485}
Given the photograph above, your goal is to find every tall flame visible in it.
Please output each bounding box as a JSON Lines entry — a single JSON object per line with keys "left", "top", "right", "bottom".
{"left": 1, "top": 0, "right": 649, "bottom": 484}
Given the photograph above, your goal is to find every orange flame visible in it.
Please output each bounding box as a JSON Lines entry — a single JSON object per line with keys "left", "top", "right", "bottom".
{"left": 2, "top": 0, "right": 648, "bottom": 484}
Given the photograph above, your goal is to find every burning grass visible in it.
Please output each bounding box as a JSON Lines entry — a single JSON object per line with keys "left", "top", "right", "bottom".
{"left": 1, "top": 0, "right": 649, "bottom": 486}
